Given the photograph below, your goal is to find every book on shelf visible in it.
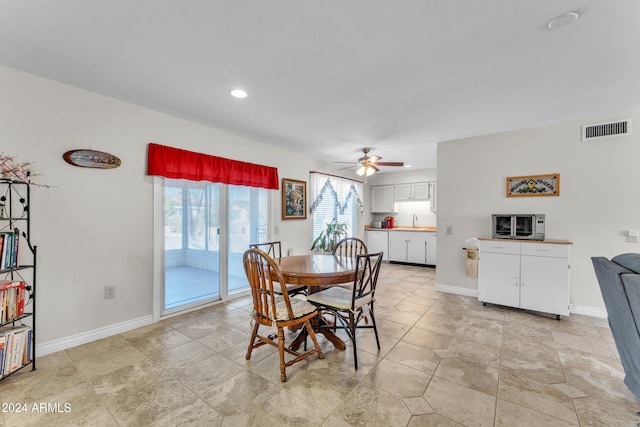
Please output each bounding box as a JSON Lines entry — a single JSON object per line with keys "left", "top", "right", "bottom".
{"left": 0, "top": 339, "right": 4, "bottom": 379}
{"left": 8, "top": 329, "right": 23, "bottom": 373}
{"left": 0, "top": 231, "right": 12, "bottom": 269}
{"left": 0, "top": 234, "right": 4, "bottom": 269}
{"left": 0, "top": 229, "right": 19, "bottom": 270}
{"left": 0, "top": 325, "right": 30, "bottom": 375}
{"left": 23, "top": 329, "right": 32, "bottom": 365}
{"left": 0, "top": 280, "right": 27, "bottom": 322}
{"left": 12, "top": 229, "right": 19, "bottom": 267}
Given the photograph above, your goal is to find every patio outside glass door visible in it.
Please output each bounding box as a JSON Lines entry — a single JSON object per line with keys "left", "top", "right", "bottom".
{"left": 164, "top": 180, "right": 221, "bottom": 312}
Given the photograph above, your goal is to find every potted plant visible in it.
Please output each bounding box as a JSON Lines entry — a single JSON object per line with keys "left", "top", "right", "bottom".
{"left": 311, "top": 217, "right": 348, "bottom": 253}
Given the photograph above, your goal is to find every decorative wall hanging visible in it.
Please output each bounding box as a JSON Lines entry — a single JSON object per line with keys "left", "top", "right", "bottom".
{"left": 506, "top": 173, "right": 560, "bottom": 197}
{"left": 63, "top": 149, "right": 121, "bottom": 169}
{"left": 282, "top": 178, "right": 307, "bottom": 220}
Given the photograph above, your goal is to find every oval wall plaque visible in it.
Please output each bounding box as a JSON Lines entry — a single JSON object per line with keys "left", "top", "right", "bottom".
{"left": 63, "top": 149, "right": 121, "bottom": 169}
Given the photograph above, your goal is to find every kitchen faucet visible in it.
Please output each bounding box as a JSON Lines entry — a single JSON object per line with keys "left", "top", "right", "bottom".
{"left": 412, "top": 213, "right": 418, "bottom": 227}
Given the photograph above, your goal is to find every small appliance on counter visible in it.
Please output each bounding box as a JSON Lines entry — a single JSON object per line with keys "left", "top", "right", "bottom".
{"left": 384, "top": 216, "right": 394, "bottom": 229}
{"left": 370, "top": 220, "right": 383, "bottom": 229}
{"left": 491, "top": 214, "right": 545, "bottom": 240}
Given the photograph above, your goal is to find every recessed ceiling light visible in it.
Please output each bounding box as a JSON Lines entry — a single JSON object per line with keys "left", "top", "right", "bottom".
{"left": 404, "top": 164, "right": 412, "bottom": 168}
{"left": 230, "top": 89, "right": 248, "bottom": 98}
{"left": 547, "top": 11, "right": 580, "bottom": 30}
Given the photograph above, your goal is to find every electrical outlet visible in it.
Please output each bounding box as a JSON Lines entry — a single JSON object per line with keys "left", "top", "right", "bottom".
{"left": 104, "top": 285, "right": 116, "bottom": 299}
{"left": 446, "top": 226, "right": 453, "bottom": 235}
{"left": 274, "top": 225, "right": 280, "bottom": 234}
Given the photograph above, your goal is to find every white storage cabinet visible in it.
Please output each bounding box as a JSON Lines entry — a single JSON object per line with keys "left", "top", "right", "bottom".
{"left": 429, "top": 182, "right": 436, "bottom": 213}
{"left": 388, "top": 230, "right": 436, "bottom": 265}
{"left": 478, "top": 239, "right": 571, "bottom": 319}
{"left": 370, "top": 185, "right": 395, "bottom": 213}
{"left": 394, "top": 182, "right": 430, "bottom": 201}
{"left": 366, "top": 230, "right": 389, "bottom": 261}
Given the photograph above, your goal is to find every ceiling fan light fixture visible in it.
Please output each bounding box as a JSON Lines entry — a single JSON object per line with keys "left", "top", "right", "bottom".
{"left": 357, "top": 164, "right": 378, "bottom": 176}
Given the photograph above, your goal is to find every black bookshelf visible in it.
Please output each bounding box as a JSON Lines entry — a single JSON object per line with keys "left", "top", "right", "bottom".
{"left": 0, "top": 178, "right": 36, "bottom": 379}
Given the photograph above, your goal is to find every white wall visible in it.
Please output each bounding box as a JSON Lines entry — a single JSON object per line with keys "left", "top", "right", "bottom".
{"left": 437, "top": 112, "right": 640, "bottom": 315}
{"left": 0, "top": 65, "right": 351, "bottom": 350}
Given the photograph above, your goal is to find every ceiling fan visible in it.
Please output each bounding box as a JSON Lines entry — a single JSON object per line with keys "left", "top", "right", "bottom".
{"left": 335, "top": 148, "right": 405, "bottom": 176}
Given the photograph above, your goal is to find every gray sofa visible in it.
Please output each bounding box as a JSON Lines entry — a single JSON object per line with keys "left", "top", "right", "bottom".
{"left": 592, "top": 253, "right": 640, "bottom": 400}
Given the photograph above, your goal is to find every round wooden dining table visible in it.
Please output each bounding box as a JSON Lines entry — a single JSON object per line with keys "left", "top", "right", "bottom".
{"left": 275, "top": 254, "right": 357, "bottom": 286}
{"left": 274, "top": 254, "right": 358, "bottom": 351}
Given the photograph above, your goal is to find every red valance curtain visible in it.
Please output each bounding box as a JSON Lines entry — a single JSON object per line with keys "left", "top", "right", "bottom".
{"left": 147, "top": 143, "right": 279, "bottom": 189}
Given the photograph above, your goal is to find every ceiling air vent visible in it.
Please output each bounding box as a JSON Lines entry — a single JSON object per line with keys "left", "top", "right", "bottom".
{"left": 582, "top": 119, "right": 631, "bottom": 141}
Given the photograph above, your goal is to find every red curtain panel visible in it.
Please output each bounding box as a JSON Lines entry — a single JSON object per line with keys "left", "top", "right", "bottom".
{"left": 147, "top": 143, "right": 279, "bottom": 189}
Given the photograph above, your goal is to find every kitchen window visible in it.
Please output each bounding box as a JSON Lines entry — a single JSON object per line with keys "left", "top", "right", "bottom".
{"left": 309, "top": 172, "right": 364, "bottom": 245}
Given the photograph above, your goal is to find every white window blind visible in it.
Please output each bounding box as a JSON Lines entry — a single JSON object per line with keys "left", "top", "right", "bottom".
{"left": 309, "top": 172, "right": 363, "bottom": 242}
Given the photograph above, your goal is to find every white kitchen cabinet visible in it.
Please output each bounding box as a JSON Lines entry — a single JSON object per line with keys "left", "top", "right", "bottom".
{"left": 429, "top": 182, "right": 436, "bottom": 213}
{"left": 370, "top": 185, "right": 395, "bottom": 213}
{"left": 406, "top": 234, "right": 427, "bottom": 264}
{"left": 478, "top": 239, "right": 571, "bottom": 318}
{"left": 388, "top": 230, "right": 436, "bottom": 265}
{"left": 388, "top": 231, "right": 409, "bottom": 262}
{"left": 425, "top": 232, "right": 437, "bottom": 265}
{"left": 366, "top": 230, "right": 389, "bottom": 261}
{"left": 394, "top": 182, "right": 429, "bottom": 201}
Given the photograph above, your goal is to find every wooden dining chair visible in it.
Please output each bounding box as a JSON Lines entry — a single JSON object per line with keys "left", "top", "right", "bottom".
{"left": 249, "top": 241, "right": 307, "bottom": 297}
{"left": 243, "top": 248, "right": 324, "bottom": 382}
{"left": 306, "top": 251, "right": 383, "bottom": 370}
{"left": 332, "top": 237, "right": 368, "bottom": 259}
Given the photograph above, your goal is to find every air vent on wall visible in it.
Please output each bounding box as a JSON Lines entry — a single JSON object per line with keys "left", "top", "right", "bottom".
{"left": 582, "top": 119, "right": 632, "bottom": 141}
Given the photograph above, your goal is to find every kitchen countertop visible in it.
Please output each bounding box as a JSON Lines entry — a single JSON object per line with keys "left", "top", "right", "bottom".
{"left": 365, "top": 225, "right": 437, "bottom": 232}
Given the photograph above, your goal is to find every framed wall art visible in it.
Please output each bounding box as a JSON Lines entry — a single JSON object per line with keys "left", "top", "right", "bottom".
{"left": 63, "top": 149, "right": 121, "bottom": 169}
{"left": 282, "top": 178, "right": 307, "bottom": 220}
{"left": 506, "top": 173, "right": 560, "bottom": 197}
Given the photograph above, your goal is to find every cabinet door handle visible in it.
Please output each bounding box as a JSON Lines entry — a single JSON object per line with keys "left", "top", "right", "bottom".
{"left": 514, "top": 277, "right": 519, "bottom": 286}
{"left": 521, "top": 277, "right": 525, "bottom": 287}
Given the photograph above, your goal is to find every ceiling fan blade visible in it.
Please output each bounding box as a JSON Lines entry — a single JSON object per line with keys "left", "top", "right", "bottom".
{"left": 377, "top": 162, "right": 404, "bottom": 167}
{"left": 368, "top": 155, "right": 381, "bottom": 163}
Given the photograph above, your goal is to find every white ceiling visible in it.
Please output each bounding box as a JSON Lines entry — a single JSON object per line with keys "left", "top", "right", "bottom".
{"left": 1, "top": 1, "right": 639, "bottom": 170}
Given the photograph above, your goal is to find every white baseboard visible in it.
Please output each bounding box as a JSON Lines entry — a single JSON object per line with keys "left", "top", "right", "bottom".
{"left": 37, "top": 315, "right": 154, "bottom": 357}
{"left": 435, "top": 283, "right": 478, "bottom": 297}
{"left": 572, "top": 304, "right": 607, "bottom": 318}
{"left": 434, "top": 283, "right": 607, "bottom": 319}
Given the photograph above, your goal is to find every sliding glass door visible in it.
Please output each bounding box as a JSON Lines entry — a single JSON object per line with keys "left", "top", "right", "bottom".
{"left": 227, "top": 184, "right": 269, "bottom": 293}
{"left": 164, "top": 180, "right": 221, "bottom": 312}
{"left": 162, "top": 179, "right": 269, "bottom": 315}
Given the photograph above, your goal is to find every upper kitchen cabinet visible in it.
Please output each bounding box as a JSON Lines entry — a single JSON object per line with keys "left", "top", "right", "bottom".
{"left": 429, "top": 181, "right": 436, "bottom": 213}
{"left": 370, "top": 185, "right": 396, "bottom": 213}
{"left": 395, "top": 182, "right": 430, "bottom": 201}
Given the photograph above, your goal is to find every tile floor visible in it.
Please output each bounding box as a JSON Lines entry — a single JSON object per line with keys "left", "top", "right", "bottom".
{"left": 1, "top": 263, "right": 639, "bottom": 426}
